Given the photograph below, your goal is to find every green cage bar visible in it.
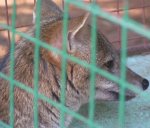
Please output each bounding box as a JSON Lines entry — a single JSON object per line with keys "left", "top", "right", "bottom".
{"left": 9, "top": 0, "right": 16, "bottom": 127}
{"left": 60, "top": 1, "right": 69, "bottom": 128}
{"left": 88, "top": 1, "right": 97, "bottom": 127}
{"left": 33, "top": 0, "right": 42, "bottom": 128}
{"left": 118, "top": 0, "right": 129, "bottom": 127}
{"left": 0, "top": 0, "right": 150, "bottom": 128}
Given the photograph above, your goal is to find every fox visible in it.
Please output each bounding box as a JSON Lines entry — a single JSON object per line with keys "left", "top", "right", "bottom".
{"left": 0, "top": 0, "right": 149, "bottom": 128}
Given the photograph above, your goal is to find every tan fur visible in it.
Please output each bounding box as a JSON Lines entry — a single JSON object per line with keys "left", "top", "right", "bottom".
{"left": 0, "top": 0, "right": 149, "bottom": 128}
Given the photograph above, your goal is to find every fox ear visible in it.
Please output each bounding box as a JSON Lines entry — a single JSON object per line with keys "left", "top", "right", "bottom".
{"left": 47, "top": 13, "right": 89, "bottom": 51}
{"left": 41, "top": 13, "right": 89, "bottom": 67}
{"left": 51, "top": 13, "right": 89, "bottom": 53}
{"left": 67, "top": 13, "right": 89, "bottom": 53}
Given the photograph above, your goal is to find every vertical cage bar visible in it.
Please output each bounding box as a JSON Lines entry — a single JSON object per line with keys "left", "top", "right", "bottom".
{"left": 60, "top": 0, "right": 69, "bottom": 127}
{"left": 118, "top": 0, "right": 129, "bottom": 128}
{"left": 141, "top": 0, "right": 146, "bottom": 46}
{"left": 62, "top": 0, "right": 64, "bottom": 10}
{"left": 33, "top": 0, "right": 42, "bottom": 128}
{"left": 117, "top": 0, "right": 121, "bottom": 49}
{"left": 9, "top": 0, "right": 17, "bottom": 127}
{"left": 5, "top": 0, "right": 11, "bottom": 46}
{"left": 88, "top": 0, "right": 97, "bottom": 126}
{"left": 34, "top": 0, "right": 36, "bottom": 5}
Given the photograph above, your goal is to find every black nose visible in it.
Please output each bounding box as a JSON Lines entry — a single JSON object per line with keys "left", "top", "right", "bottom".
{"left": 142, "top": 79, "right": 149, "bottom": 90}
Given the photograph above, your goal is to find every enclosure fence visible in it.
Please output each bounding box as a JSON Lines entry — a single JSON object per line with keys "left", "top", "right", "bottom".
{"left": 0, "top": 0, "right": 150, "bottom": 128}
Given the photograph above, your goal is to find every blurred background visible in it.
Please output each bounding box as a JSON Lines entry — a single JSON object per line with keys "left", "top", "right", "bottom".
{"left": 0, "top": 0, "right": 150, "bottom": 59}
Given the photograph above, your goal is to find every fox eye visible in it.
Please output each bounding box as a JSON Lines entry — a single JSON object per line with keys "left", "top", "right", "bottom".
{"left": 104, "top": 60, "right": 114, "bottom": 69}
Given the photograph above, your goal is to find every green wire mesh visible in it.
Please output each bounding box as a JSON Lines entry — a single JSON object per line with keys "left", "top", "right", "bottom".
{"left": 0, "top": 0, "right": 150, "bottom": 128}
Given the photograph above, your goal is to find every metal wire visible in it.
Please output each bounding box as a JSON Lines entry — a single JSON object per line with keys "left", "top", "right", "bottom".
{"left": 0, "top": 0, "right": 150, "bottom": 128}
{"left": 1, "top": 0, "right": 150, "bottom": 55}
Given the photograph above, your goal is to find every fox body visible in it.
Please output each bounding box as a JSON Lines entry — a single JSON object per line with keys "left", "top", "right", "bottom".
{"left": 0, "top": 0, "right": 149, "bottom": 128}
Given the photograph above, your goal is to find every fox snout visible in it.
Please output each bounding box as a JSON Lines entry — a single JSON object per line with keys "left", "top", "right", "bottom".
{"left": 126, "top": 68, "right": 149, "bottom": 90}
{"left": 113, "top": 69, "right": 149, "bottom": 101}
{"left": 95, "top": 67, "right": 149, "bottom": 101}
{"left": 123, "top": 68, "right": 149, "bottom": 100}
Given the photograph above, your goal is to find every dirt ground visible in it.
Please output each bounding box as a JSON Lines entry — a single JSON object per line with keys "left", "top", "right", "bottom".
{"left": 0, "top": 0, "right": 150, "bottom": 61}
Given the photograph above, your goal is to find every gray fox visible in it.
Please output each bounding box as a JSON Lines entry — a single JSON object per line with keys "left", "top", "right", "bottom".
{"left": 0, "top": 0, "right": 149, "bottom": 128}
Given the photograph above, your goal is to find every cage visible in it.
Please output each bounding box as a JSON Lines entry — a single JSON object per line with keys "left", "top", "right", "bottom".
{"left": 0, "top": 0, "right": 150, "bottom": 128}
{"left": 1, "top": 0, "right": 150, "bottom": 58}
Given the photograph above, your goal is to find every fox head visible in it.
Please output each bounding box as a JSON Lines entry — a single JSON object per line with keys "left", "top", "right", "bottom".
{"left": 39, "top": 13, "right": 149, "bottom": 104}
